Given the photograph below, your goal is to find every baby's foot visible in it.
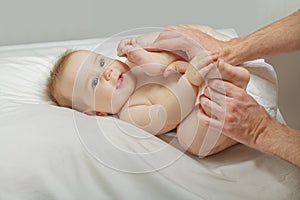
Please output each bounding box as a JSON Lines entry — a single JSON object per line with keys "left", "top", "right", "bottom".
{"left": 121, "top": 42, "right": 172, "bottom": 67}
{"left": 117, "top": 32, "right": 160, "bottom": 56}
{"left": 120, "top": 39, "right": 181, "bottom": 76}
{"left": 117, "top": 37, "right": 138, "bottom": 57}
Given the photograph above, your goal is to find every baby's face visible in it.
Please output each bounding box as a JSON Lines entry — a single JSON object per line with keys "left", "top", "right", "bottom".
{"left": 59, "top": 50, "right": 136, "bottom": 114}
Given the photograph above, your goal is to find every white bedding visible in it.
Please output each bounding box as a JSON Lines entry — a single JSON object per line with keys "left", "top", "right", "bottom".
{"left": 0, "top": 30, "right": 299, "bottom": 199}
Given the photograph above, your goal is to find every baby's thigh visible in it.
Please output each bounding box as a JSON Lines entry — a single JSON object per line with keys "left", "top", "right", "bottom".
{"left": 177, "top": 106, "right": 237, "bottom": 157}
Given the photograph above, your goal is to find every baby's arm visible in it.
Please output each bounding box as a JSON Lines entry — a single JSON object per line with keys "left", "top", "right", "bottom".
{"left": 118, "top": 102, "right": 168, "bottom": 136}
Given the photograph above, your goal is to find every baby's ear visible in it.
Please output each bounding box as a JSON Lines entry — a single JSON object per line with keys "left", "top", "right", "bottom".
{"left": 83, "top": 110, "right": 108, "bottom": 116}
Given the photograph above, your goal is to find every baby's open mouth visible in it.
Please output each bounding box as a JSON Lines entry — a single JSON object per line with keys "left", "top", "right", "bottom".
{"left": 116, "top": 73, "right": 126, "bottom": 89}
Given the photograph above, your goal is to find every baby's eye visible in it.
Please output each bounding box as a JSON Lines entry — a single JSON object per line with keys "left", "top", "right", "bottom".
{"left": 100, "top": 58, "right": 105, "bottom": 67}
{"left": 92, "top": 77, "right": 98, "bottom": 89}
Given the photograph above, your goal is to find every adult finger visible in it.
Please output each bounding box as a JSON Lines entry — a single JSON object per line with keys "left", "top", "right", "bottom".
{"left": 216, "top": 60, "right": 250, "bottom": 89}
{"left": 190, "top": 52, "right": 218, "bottom": 71}
{"left": 198, "top": 106, "right": 224, "bottom": 130}
{"left": 199, "top": 94, "right": 224, "bottom": 119}
{"left": 166, "top": 24, "right": 189, "bottom": 31}
{"left": 208, "top": 79, "right": 246, "bottom": 98}
{"left": 144, "top": 30, "right": 203, "bottom": 61}
{"left": 202, "top": 85, "right": 227, "bottom": 107}
{"left": 143, "top": 31, "right": 187, "bottom": 58}
{"left": 152, "top": 30, "right": 182, "bottom": 43}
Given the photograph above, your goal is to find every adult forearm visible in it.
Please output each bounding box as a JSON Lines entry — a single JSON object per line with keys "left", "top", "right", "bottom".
{"left": 256, "top": 118, "right": 300, "bottom": 168}
{"left": 222, "top": 10, "right": 300, "bottom": 65}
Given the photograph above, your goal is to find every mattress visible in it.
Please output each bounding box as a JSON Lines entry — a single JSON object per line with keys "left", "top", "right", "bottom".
{"left": 0, "top": 29, "right": 299, "bottom": 200}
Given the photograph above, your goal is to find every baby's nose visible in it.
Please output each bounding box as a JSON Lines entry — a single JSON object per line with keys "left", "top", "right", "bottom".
{"left": 103, "top": 68, "right": 112, "bottom": 81}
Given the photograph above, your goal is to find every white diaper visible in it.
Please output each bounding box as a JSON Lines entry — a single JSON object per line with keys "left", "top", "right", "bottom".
{"left": 243, "top": 60, "right": 278, "bottom": 118}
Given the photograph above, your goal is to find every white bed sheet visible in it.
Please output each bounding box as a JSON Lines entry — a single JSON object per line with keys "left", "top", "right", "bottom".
{"left": 0, "top": 30, "right": 299, "bottom": 199}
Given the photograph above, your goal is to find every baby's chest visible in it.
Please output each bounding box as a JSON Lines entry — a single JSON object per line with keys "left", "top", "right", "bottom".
{"left": 129, "top": 84, "right": 176, "bottom": 106}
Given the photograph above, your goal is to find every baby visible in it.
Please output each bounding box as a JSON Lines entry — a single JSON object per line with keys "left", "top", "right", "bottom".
{"left": 47, "top": 32, "right": 250, "bottom": 156}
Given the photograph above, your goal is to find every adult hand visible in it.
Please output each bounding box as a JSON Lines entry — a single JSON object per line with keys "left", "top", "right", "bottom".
{"left": 200, "top": 79, "right": 271, "bottom": 148}
{"left": 166, "top": 24, "right": 229, "bottom": 50}
{"left": 144, "top": 25, "right": 227, "bottom": 61}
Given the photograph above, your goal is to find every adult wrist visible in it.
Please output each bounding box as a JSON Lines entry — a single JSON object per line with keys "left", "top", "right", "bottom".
{"left": 219, "top": 38, "right": 245, "bottom": 65}
{"left": 253, "top": 115, "right": 274, "bottom": 151}
{"left": 253, "top": 113, "right": 286, "bottom": 154}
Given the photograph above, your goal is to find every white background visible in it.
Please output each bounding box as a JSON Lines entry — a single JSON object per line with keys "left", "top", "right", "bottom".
{"left": 0, "top": 0, "right": 299, "bottom": 129}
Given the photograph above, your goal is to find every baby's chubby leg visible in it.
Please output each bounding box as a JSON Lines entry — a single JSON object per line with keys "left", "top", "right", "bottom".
{"left": 200, "top": 60, "right": 250, "bottom": 119}
{"left": 177, "top": 105, "right": 238, "bottom": 157}
{"left": 177, "top": 60, "right": 250, "bottom": 157}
